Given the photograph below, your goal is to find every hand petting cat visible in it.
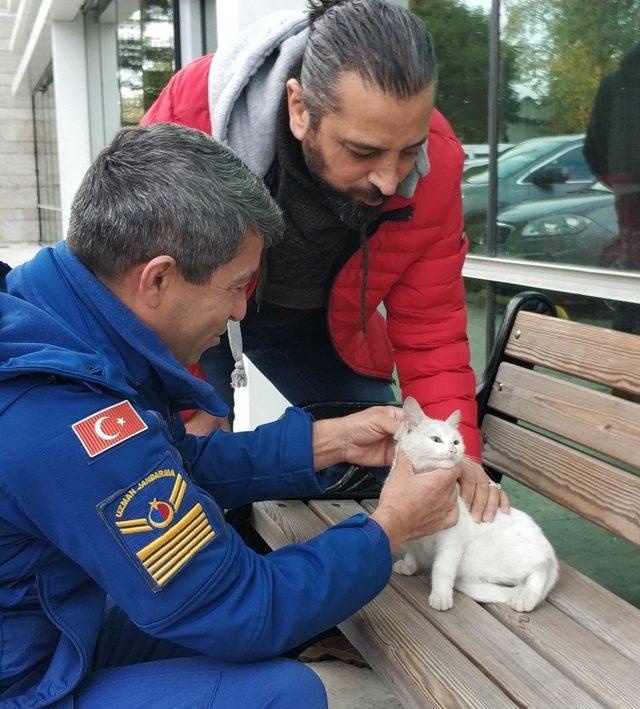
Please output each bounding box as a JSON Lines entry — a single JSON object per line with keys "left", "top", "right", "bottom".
{"left": 312, "top": 404, "right": 510, "bottom": 523}
{"left": 458, "top": 459, "right": 511, "bottom": 523}
{"left": 312, "top": 405, "right": 402, "bottom": 470}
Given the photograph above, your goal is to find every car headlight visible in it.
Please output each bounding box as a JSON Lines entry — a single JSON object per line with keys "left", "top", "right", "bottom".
{"left": 522, "top": 214, "right": 592, "bottom": 237}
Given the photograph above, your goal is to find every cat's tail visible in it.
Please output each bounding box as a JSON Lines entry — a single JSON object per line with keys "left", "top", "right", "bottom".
{"left": 456, "top": 558, "right": 559, "bottom": 612}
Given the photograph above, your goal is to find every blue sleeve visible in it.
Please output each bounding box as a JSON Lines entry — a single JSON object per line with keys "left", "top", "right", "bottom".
{"left": 181, "top": 407, "right": 325, "bottom": 507}
{"left": 1, "top": 384, "right": 391, "bottom": 662}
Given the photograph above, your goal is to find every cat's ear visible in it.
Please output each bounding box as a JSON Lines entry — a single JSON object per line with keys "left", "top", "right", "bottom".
{"left": 446, "top": 410, "right": 461, "bottom": 429}
{"left": 403, "top": 397, "right": 425, "bottom": 430}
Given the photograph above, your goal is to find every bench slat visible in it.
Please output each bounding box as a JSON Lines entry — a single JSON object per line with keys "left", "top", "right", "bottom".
{"left": 307, "top": 500, "right": 517, "bottom": 709}
{"left": 251, "top": 499, "right": 327, "bottom": 547}
{"left": 488, "top": 362, "right": 640, "bottom": 468}
{"left": 548, "top": 562, "right": 640, "bottom": 665}
{"left": 359, "top": 501, "right": 602, "bottom": 708}
{"left": 505, "top": 311, "right": 640, "bottom": 396}
{"left": 364, "top": 502, "right": 640, "bottom": 665}
{"left": 485, "top": 598, "right": 640, "bottom": 707}
{"left": 482, "top": 414, "right": 640, "bottom": 544}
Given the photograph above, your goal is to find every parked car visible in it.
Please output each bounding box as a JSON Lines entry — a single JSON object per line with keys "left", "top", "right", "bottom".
{"left": 462, "top": 143, "right": 512, "bottom": 174}
{"left": 462, "top": 135, "right": 596, "bottom": 245}
{"left": 493, "top": 182, "right": 616, "bottom": 267}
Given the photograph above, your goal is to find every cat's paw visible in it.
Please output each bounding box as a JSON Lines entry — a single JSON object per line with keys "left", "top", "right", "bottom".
{"left": 510, "top": 588, "right": 537, "bottom": 613}
{"left": 429, "top": 589, "right": 454, "bottom": 611}
{"left": 393, "top": 559, "right": 417, "bottom": 576}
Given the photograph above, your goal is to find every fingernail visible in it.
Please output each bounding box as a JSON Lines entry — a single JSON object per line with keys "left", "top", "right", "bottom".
{"left": 472, "top": 513, "right": 480, "bottom": 523}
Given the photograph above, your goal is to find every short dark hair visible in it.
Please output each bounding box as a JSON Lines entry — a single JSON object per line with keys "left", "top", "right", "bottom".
{"left": 301, "top": 0, "right": 437, "bottom": 124}
{"left": 67, "top": 123, "right": 283, "bottom": 284}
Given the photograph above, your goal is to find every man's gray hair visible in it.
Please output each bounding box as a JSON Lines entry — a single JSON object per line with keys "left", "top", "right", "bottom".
{"left": 301, "top": 0, "right": 437, "bottom": 125}
{"left": 67, "top": 123, "right": 284, "bottom": 284}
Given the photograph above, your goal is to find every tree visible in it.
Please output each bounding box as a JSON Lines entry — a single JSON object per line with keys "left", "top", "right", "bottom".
{"left": 410, "top": 0, "right": 520, "bottom": 142}
{"left": 503, "top": 0, "right": 640, "bottom": 134}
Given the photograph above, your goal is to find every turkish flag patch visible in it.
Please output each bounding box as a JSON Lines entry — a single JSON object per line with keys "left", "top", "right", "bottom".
{"left": 72, "top": 400, "right": 148, "bottom": 458}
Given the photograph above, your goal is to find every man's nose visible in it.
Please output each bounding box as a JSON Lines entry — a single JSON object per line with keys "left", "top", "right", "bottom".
{"left": 368, "top": 162, "right": 400, "bottom": 196}
{"left": 229, "top": 294, "right": 247, "bottom": 323}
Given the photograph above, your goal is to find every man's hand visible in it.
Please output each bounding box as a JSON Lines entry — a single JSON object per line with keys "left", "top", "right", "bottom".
{"left": 312, "top": 405, "right": 402, "bottom": 470}
{"left": 458, "top": 458, "right": 510, "bottom": 523}
{"left": 370, "top": 451, "right": 459, "bottom": 552}
{"left": 184, "top": 411, "right": 231, "bottom": 436}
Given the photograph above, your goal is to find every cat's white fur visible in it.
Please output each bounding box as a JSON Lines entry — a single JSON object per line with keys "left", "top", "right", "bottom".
{"left": 393, "top": 397, "right": 558, "bottom": 612}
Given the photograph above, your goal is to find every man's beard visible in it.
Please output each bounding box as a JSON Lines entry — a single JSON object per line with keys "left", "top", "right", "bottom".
{"left": 301, "top": 133, "right": 387, "bottom": 230}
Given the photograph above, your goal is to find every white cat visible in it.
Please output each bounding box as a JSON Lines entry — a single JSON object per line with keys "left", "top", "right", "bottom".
{"left": 392, "top": 397, "right": 559, "bottom": 612}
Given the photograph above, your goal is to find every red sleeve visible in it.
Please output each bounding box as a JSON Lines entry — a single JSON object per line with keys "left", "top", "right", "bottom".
{"left": 178, "top": 363, "right": 207, "bottom": 423}
{"left": 141, "top": 54, "right": 214, "bottom": 135}
{"left": 385, "top": 131, "right": 481, "bottom": 462}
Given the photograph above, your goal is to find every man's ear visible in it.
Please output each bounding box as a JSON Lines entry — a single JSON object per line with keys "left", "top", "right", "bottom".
{"left": 138, "top": 256, "right": 178, "bottom": 309}
{"left": 286, "top": 78, "right": 311, "bottom": 141}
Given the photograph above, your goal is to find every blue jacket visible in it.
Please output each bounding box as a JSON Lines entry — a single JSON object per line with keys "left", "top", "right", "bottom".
{"left": 0, "top": 244, "right": 391, "bottom": 707}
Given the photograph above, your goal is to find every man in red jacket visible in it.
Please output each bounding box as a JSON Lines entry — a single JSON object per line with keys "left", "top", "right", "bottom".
{"left": 143, "top": 0, "right": 509, "bottom": 520}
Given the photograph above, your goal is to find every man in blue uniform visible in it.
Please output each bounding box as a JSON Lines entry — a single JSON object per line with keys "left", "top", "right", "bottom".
{"left": 0, "top": 124, "right": 459, "bottom": 707}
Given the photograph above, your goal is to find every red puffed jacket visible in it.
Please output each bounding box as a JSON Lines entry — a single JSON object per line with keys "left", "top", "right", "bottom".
{"left": 142, "top": 53, "right": 481, "bottom": 460}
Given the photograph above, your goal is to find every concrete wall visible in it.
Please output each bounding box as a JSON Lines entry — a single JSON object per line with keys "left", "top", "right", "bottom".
{"left": 0, "top": 10, "right": 39, "bottom": 244}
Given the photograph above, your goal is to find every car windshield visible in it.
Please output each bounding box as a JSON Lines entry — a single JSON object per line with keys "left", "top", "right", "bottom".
{"left": 464, "top": 137, "right": 579, "bottom": 184}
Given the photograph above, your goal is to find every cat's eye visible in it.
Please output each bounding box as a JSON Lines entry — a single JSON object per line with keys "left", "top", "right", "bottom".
{"left": 430, "top": 436, "right": 442, "bottom": 443}
{"left": 453, "top": 440, "right": 459, "bottom": 445}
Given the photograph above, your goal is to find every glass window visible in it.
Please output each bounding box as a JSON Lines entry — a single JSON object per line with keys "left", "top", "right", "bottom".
{"left": 545, "top": 145, "right": 594, "bottom": 182}
{"left": 117, "top": 0, "right": 176, "bottom": 126}
{"left": 410, "top": 1, "right": 491, "bottom": 160}
{"left": 85, "top": 0, "right": 176, "bottom": 154}
{"left": 32, "top": 64, "right": 63, "bottom": 245}
{"left": 496, "top": 0, "right": 640, "bottom": 273}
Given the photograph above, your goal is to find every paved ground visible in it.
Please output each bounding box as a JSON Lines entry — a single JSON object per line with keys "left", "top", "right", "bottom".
{"left": 0, "top": 242, "right": 41, "bottom": 266}
{"left": 309, "top": 660, "right": 403, "bottom": 708}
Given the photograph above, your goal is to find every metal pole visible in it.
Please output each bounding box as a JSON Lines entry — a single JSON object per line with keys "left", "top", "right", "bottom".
{"left": 485, "top": 0, "right": 500, "bottom": 364}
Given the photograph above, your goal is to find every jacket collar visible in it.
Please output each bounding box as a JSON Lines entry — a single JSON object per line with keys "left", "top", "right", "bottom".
{"left": 1, "top": 243, "right": 228, "bottom": 417}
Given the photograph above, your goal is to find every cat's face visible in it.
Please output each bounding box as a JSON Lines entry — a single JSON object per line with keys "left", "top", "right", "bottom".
{"left": 395, "top": 397, "right": 465, "bottom": 473}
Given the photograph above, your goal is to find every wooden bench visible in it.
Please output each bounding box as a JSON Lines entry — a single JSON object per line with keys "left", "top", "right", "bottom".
{"left": 252, "top": 291, "right": 640, "bottom": 708}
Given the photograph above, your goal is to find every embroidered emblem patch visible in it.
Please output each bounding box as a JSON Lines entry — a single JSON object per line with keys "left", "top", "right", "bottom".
{"left": 98, "top": 467, "right": 217, "bottom": 590}
{"left": 73, "top": 400, "right": 148, "bottom": 457}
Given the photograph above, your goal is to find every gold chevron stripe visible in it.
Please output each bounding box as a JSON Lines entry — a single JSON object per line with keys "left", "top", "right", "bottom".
{"left": 169, "top": 475, "right": 186, "bottom": 508}
{"left": 145, "top": 515, "right": 209, "bottom": 574}
{"left": 116, "top": 518, "right": 149, "bottom": 528}
{"left": 154, "top": 530, "right": 216, "bottom": 586}
{"left": 173, "top": 477, "right": 187, "bottom": 511}
{"left": 137, "top": 503, "right": 204, "bottom": 562}
{"left": 120, "top": 524, "right": 153, "bottom": 535}
{"left": 148, "top": 520, "right": 212, "bottom": 579}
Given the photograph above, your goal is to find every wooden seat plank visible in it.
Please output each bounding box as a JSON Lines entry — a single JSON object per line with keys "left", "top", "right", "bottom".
{"left": 482, "top": 414, "right": 640, "bottom": 544}
{"left": 484, "top": 598, "right": 640, "bottom": 707}
{"left": 363, "top": 501, "right": 640, "bottom": 670}
{"left": 504, "top": 311, "right": 640, "bottom": 396}
{"left": 252, "top": 500, "right": 516, "bottom": 708}
{"left": 488, "top": 362, "right": 640, "bottom": 468}
{"left": 307, "top": 501, "right": 518, "bottom": 709}
{"left": 548, "top": 562, "right": 640, "bottom": 665}
{"left": 359, "top": 500, "right": 602, "bottom": 708}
